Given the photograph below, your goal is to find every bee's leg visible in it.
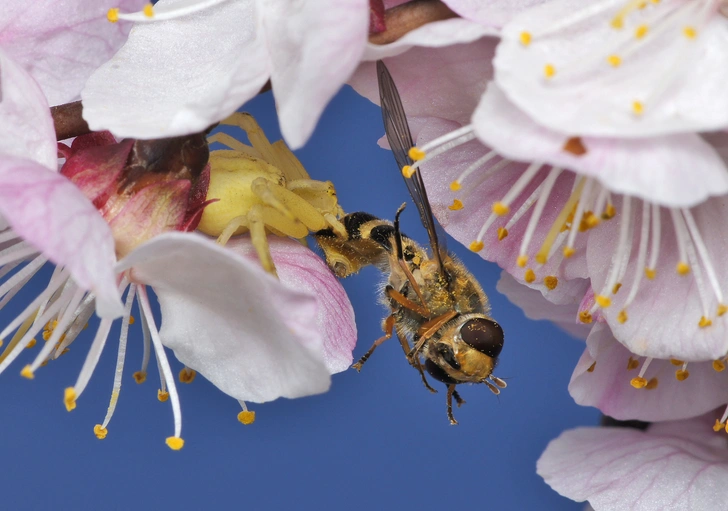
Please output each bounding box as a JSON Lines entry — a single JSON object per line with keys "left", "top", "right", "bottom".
{"left": 452, "top": 389, "right": 466, "bottom": 408}
{"left": 446, "top": 384, "right": 459, "bottom": 425}
{"left": 386, "top": 286, "right": 429, "bottom": 317}
{"left": 408, "top": 310, "right": 459, "bottom": 359}
{"left": 352, "top": 315, "right": 395, "bottom": 372}
{"left": 393, "top": 204, "right": 429, "bottom": 314}
{"left": 395, "top": 327, "right": 437, "bottom": 394}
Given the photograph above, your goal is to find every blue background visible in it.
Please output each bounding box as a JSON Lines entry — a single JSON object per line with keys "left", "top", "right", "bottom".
{"left": 1, "top": 88, "right": 598, "bottom": 510}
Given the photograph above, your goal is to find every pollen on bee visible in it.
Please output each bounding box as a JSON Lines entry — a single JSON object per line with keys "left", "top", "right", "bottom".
{"left": 497, "top": 227, "right": 509, "bottom": 241}
{"left": 520, "top": 31, "right": 532, "bottom": 46}
{"left": 401, "top": 165, "right": 416, "bottom": 178}
{"left": 237, "top": 410, "right": 256, "bottom": 425}
{"left": 94, "top": 425, "right": 108, "bottom": 440}
{"left": 606, "top": 55, "right": 622, "bottom": 67}
{"left": 677, "top": 262, "right": 690, "bottom": 275}
{"left": 469, "top": 240, "right": 484, "bottom": 252}
{"left": 699, "top": 316, "right": 712, "bottom": 328}
{"left": 107, "top": 7, "right": 119, "bottom": 22}
{"left": 595, "top": 295, "right": 611, "bottom": 308}
{"left": 524, "top": 269, "right": 536, "bottom": 283}
{"left": 630, "top": 376, "right": 647, "bottom": 389}
{"left": 516, "top": 255, "right": 528, "bottom": 268}
{"left": 675, "top": 369, "right": 690, "bottom": 381}
{"left": 448, "top": 199, "right": 464, "bottom": 211}
{"left": 449, "top": 181, "right": 461, "bottom": 192}
{"left": 165, "top": 436, "right": 185, "bottom": 450}
{"left": 543, "top": 64, "right": 556, "bottom": 79}
{"left": 408, "top": 147, "right": 426, "bottom": 161}
{"left": 713, "top": 360, "right": 726, "bottom": 372}
{"left": 544, "top": 276, "right": 558, "bottom": 290}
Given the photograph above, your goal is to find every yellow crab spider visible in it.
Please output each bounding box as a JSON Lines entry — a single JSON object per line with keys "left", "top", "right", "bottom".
{"left": 198, "top": 113, "right": 346, "bottom": 275}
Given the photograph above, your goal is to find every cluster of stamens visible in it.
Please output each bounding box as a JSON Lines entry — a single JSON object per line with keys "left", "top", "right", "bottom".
{"left": 515, "top": 0, "right": 719, "bottom": 117}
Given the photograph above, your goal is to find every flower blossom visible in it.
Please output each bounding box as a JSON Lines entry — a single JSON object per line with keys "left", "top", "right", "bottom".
{"left": 81, "top": 0, "right": 494, "bottom": 148}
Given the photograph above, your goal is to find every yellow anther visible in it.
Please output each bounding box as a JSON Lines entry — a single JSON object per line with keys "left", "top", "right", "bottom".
{"left": 133, "top": 371, "right": 147, "bottom": 383}
{"left": 94, "top": 425, "right": 108, "bottom": 440}
{"left": 714, "top": 419, "right": 726, "bottom": 432}
{"left": 492, "top": 201, "right": 509, "bottom": 216}
{"left": 713, "top": 360, "right": 726, "bottom": 372}
{"left": 579, "top": 311, "right": 593, "bottom": 324}
{"left": 633, "top": 101, "right": 644, "bottom": 116}
{"left": 535, "top": 253, "right": 548, "bottom": 265}
{"left": 237, "top": 410, "right": 256, "bottom": 425}
{"left": 26, "top": 338, "right": 36, "bottom": 349}
{"left": 497, "top": 227, "right": 509, "bottom": 241}
{"left": 563, "top": 246, "right": 576, "bottom": 258}
{"left": 516, "top": 255, "right": 528, "bottom": 268}
{"left": 408, "top": 147, "right": 426, "bottom": 161}
{"left": 612, "top": 283, "right": 622, "bottom": 294}
{"left": 586, "top": 361, "right": 596, "bottom": 373}
{"left": 607, "top": 55, "right": 622, "bottom": 67}
{"left": 64, "top": 387, "right": 77, "bottom": 412}
{"left": 448, "top": 199, "right": 463, "bottom": 211}
{"left": 166, "top": 437, "right": 185, "bottom": 450}
{"left": 602, "top": 204, "right": 616, "bottom": 220}
{"left": 449, "top": 181, "right": 461, "bottom": 192}
{"left": 543, "top": 64, "right": 556, "bottom": 79}
{"left": 677, "top": 262, "right": 690, "bottom": 275}
{"left": 645, "top": 377, "right": 659, "bottom": 390}
{"left": 635, "top": 24, "right": 648, "bottom": 39}
{"left": 20, "top": 365, "right": 34, "bottom": 379}
{"left": 630, "top": 376, "right": 647, "bottom": 389}
{"left": 675, "top": 369, "right": 689, "bottom": 381}
{"left": 524, "top": 269, "right": 536, "bottom": 283}
{"left": 469, "top": 240, "right": 484, "bottom": 252}
{"left": 644, "top": 267, "right": 656, "bottom": 280}
{"left": 611, "top": 16, "right": 624, "bottom": 29}
{"left": 683, "top": 26, "right": 697, "bottom": 39}
{"left": 617, "top": 310, "right": 628, "bottom": 324}
{"left": 520, "top": 31, "right": 532, "bottom": 46}
{"left": 42, "top": 331, "right": 51, "bottom": 341}
{"left": 579, "top": 211, "right": 600, "bottom": 231}
{"left": 595, "top": 295, "right": 611, "bottom": 308}
{"left": 699, "top": 316, "right": 712, "bottom": 328}
{"left": 179, "top": 368, "right": 196, "bottom": 383}
{"left": 128, "top": 315, "right": 135, "bottom": 325}
{"left": 107, "top": 8, "right": 119, "bottom": 22}
{"left": 670, "top": 359, "right": 684, "bottom": 366}
{"left": 401, "top": 165, "right": 415, "bottom": 178}
{"left": 544, "top": 276, "right": 558, "bottom": 290}
{"left": 157, "top": 390, "right": 169, "bottom": 402}
{"left": 143, "top": 3, "right": 154, "bottom": 17}
{"left": 718, "top": 304, "right": 728, "bottom": 316}
{"left": 626, "top": 357, "right": 639, "bottom": 371}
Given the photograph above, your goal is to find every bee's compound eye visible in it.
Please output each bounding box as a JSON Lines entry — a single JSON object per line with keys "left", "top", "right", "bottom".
{"left": 425, "top": 358, "right": 458, "bottom": 385}
{"left": 459, "top": 318, "right": 504, "bottom": 358}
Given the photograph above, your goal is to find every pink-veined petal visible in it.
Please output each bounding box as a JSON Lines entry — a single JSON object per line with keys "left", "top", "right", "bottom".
{"left": 0, "top": 0, "right": 147, "bottom": 105}
{"left": 119, "top": 232, "right": 331, "bottom": 402}
{"left": 262, "top": 0, "right": 369, "bottom": 149}
{"left": 224, "top": 236, "right": 357, "bottom": 374}
{"left": 496, "top": 271, "right": 591, "bottom": 339}
{"left": 473, "top": 83, "right": 728, "bottom": 208}
{"left": 538, "top": 415, "right": 728, "bottom": 510}
{"left": 569, "top": 323, "right": 728, "bottom": 422}
{"left": 0, "top": 156, "right": 122, "bottom": 317}
{"left": 82, "top": 0, "right": 269, "bottom": 139}
{"left": 496, "top": 0, "right": 728, "bottom": 137}
{"left": 0, "top": 49, "right": 56, "bottom": 170}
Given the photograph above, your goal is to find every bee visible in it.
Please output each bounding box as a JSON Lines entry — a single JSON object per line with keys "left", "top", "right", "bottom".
{"left": 315, "top": 61, "right": 506, "bottom": 424}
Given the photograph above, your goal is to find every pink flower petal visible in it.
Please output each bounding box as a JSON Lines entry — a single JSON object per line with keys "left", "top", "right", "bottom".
{"left": 538, "top": 416, "right": 728, "bottom": 510}
{"left": 0, "top": 156, "right": 122, "bottom": 318}
{"left": 442, "top": 0, "right": 548, "bottom": 29}
{"left": 119, "top": 232, "right": 332, "bottom": 402}
{"left": 569, "top": 323, "right": 728, "bottom": 422}
{"left": 263, "top": 0, "right": 369, "bottom": 149}
{"left": 82, "top": 0, "right": 269, "bottom": 139}
{"left": 473, "top": 83, "right": 728, "bottom": 208}
{"left": 225, "top": 236, "right": 357, "bottom": 374}
{"left": 0, "top": 0, "right": 147, "bottom": 105}
{"left": 0, "top": 49, "right": 56, "bottom": 170}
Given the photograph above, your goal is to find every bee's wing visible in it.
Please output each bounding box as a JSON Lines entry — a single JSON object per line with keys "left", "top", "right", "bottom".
{"left": 376, "top": 60, "right": 449, "bottom": 273}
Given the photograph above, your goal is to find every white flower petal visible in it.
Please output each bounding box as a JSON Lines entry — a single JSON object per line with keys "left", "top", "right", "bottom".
{"left": 119, "top": 232, "right": 331, "bottom": 403}
{"left": 82, "top": 0, "right": 269, "bottom": 139}
{"left": 442, "top": 0, "right": 548, "bottom": 29}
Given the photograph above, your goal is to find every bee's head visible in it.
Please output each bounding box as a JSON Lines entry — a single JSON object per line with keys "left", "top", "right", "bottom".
{"left": 425, "top": 315, "right": 504, "bottom": 385}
